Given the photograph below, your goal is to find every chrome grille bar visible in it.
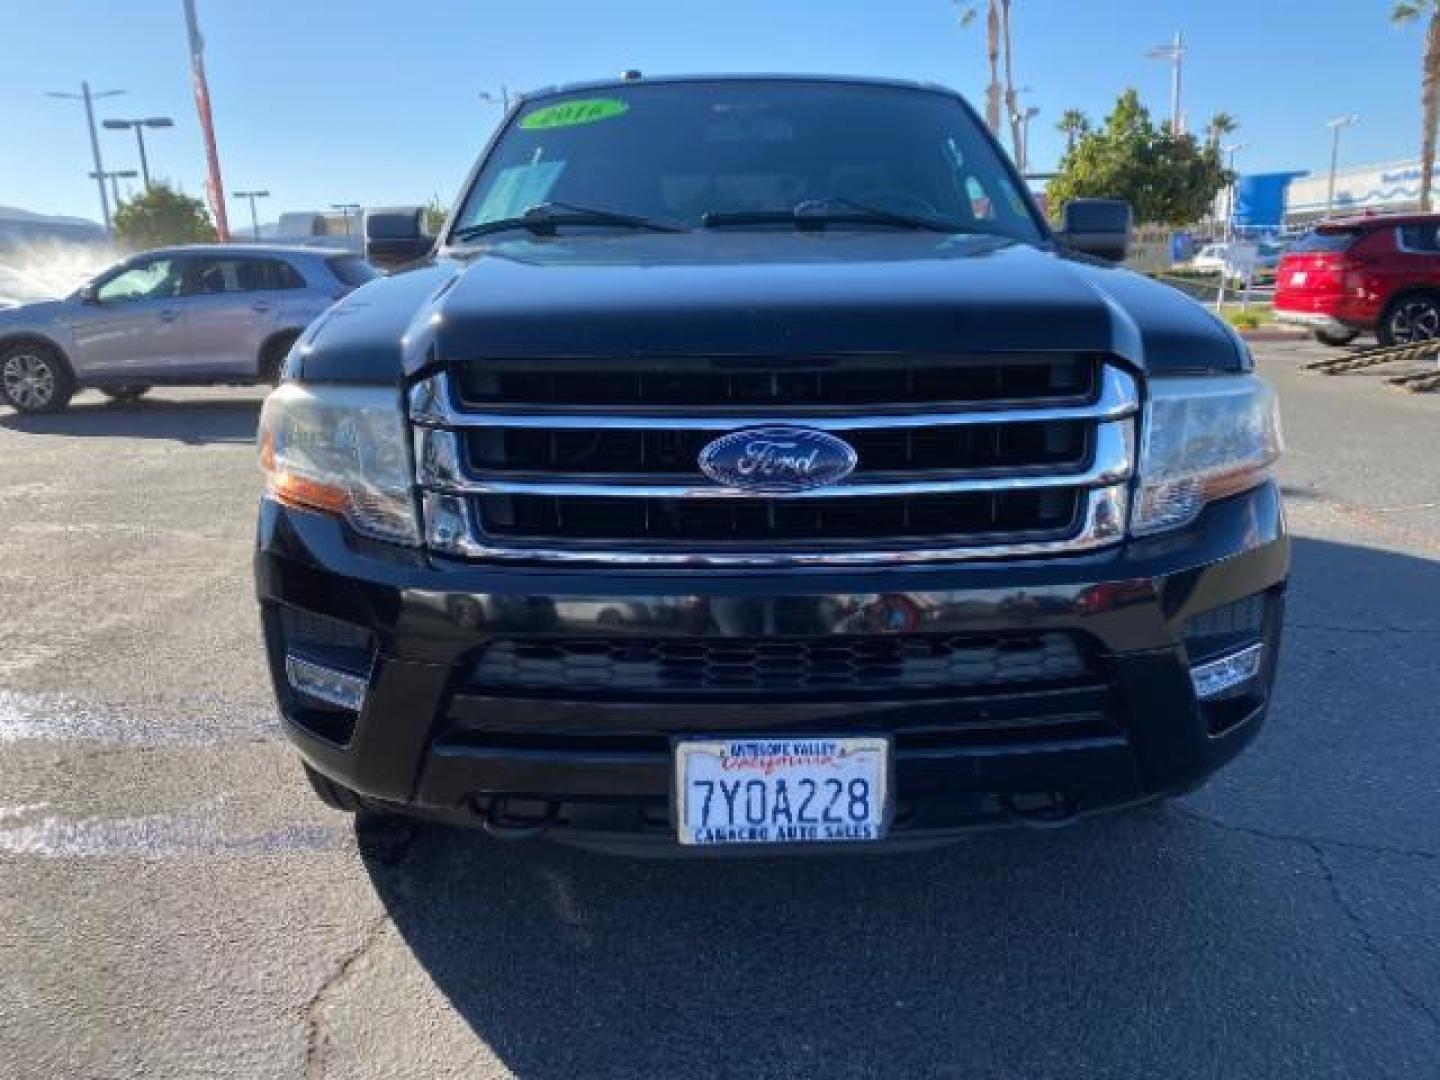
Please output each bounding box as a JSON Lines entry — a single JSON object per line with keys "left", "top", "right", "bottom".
{"left": 409, "top": 365, "right": 1138, "bottom": 430}
{"left": 416, "top": 419, "right": 1133, "bottom": 497}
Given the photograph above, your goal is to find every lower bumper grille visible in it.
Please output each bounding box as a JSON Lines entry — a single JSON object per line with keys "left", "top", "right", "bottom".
{"left": 470, "top": 633, "right": 1091, "bottom": 697}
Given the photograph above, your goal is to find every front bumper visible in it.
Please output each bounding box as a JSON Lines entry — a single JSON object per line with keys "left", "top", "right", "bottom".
{"left": 1273, "top": 310, "right": 1352, "bottom": 335}
{"left": 255, "top": 482, "right": 1288, "bottom": 850}
{"left": 1274, "top": 298, "right": 1376, "bottom": 335}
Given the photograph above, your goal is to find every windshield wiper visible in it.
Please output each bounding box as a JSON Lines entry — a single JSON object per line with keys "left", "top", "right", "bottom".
{"left": 702, "top": 198, "right": 964, "bottom": 234}
{"left": 453, "top": 201, "right": 688, "bottom": 242}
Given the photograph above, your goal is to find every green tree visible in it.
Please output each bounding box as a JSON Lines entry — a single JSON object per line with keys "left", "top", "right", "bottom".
{"left": 1056, "top": 108, "right": 1090, "bottom": 157}
{"left": 1045, "top": 88, "right": 1231, "bottom": 227}
{"left": 112, "top": 183, "right": 216, "bottom": 249}
{"left": 1393, "top": 1, "right": 1440, "bottom": 210}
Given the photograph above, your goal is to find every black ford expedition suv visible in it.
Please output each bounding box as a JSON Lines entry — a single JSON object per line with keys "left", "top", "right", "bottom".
{"left": 255, "top": 75, "right": 1287, "bottom": 851}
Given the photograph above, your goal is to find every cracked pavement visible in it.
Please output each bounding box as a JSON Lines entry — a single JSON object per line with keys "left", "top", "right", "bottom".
{"left": 1, "top": 343, "right": 1439, "bottom": 1078}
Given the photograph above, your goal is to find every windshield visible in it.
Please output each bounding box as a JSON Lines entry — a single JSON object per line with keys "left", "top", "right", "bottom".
{"left": 452, "top": 80, "right": 1043, "bottom": 242}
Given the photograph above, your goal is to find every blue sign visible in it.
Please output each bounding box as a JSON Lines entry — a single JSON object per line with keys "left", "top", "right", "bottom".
{"left": 698, "top": 426, "right": 858, "bottom": 493}
{"left": 1233, "top": 171, "right": 1308, "bottom": 231}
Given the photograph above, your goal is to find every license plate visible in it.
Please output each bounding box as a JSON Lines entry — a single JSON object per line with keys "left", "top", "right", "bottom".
{"left": 674, "top": 736, "right": 891, "bottom": 846}
{"left": 1290, "top": 271, "right": 1308, "bottom": 286}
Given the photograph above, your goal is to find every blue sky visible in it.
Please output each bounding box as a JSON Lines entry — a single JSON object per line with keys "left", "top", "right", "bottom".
{"left": 0, "top": 1, "right": 1423, "bottom": 226}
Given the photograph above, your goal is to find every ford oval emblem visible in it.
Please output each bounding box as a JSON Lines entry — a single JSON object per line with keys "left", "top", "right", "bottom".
{"left": 698, "top": 426, "right": 858, "bottom": 494}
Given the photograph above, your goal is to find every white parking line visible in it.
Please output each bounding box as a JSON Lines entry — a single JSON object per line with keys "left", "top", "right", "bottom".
{"left": 0, "top": 689, "right": 280, "bottom": 746}
{"left": 0, "top": 799, "right": 344, "bottom": 858}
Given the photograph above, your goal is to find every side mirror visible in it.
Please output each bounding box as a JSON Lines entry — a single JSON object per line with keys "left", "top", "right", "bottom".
{"left": 364, "top": 206, "right": 433, "bottom": 271}
{"left": 1057, "top": 199, "right": 1133, "bottom": 263}
{"left": 78, "top": 284, "right": 100, "bottom": 305}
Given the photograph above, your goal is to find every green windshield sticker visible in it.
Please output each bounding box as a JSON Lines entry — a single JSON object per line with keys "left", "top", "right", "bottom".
{"left": 520, "top": 98, "right": 629, "bottom": 130}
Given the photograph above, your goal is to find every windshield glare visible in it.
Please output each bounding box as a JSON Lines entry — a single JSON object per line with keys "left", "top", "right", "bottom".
{"left": 453, "top": 81, "right": 1043, "bottom": 242}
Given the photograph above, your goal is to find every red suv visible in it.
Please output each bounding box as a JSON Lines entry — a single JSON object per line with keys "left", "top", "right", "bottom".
{"left": 1275, "top": 214, "right": 1440, "bottom": 347}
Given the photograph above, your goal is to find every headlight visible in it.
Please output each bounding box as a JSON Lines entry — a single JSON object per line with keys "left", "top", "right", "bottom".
{"left": 258, "top": 383, "right": 419, "bottom": 545}
{"left": 1132, "top": 374, "right": 1282, "bottom": 536}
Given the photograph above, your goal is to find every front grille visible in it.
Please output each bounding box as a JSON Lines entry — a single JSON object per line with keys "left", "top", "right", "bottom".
{"left": 470, "top": 633, "right": 1090, "bottom": 696}
{"left": 411, "top": 354, "right": 1137, "bottom": 566}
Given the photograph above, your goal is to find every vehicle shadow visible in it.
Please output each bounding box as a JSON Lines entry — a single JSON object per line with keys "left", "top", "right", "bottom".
{"left": 0, "top": 395, "right": 261, "bottom": 445}
{"left": 353, "top": 535, "right": 1440, "bottom": 1077}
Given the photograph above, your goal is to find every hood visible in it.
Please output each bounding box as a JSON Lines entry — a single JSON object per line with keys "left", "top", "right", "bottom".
{"left": 0, "top": 296, "right": 66, "bottom": 325}
{"left": 294, "top": 232, "right": 1246, "bottom": 383}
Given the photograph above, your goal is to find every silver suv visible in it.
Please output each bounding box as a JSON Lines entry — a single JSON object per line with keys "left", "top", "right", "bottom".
{"left": 0, "top": 244, "right": 375, "bottom": 413}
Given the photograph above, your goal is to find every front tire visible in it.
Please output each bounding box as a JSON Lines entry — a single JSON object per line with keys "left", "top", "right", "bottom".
{"left": 1313, "top": 328, "right": 1360, "bottom": 347}
{"left": 260, "top": 331, "right": 301, "bottom": 386}
{"left": 1, "top": 342, "right": 74, "bottom": 414}
{"left": 1378, "top": 293, "right": 1440, "bottom": 347}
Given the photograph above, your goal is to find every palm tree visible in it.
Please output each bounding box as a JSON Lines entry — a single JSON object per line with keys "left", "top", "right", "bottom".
{"left": 956, "top": 1, "right": 1004, "bottom": 135}
{"left": 1393, "top": 1, "right": 1440, "bottom": 210}
{"left": 1056, "top": 109, "right": 1090, "bottom": 155}
{"left": 1205, "top": 111, "right": 1239, "bottom": 148}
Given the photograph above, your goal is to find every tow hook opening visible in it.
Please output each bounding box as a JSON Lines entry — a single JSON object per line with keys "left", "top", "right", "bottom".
{"left": 477, "top": 796, "right": 560, "bottom": 840}
{"left": 1000, "top": 791, "right": 1080, "bottom": 828}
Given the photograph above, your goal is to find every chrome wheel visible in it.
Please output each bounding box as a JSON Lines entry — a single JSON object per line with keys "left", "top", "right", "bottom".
{"left": 2, "top": 352, "right": 56, "bottom": 410}
{"left": 1387, "top": 297, "right": 1440, "bottom": 343}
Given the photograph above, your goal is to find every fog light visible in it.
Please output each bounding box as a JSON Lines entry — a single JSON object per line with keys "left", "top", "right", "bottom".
{"left": 1190, "top": 643, "right": 1264, "bottom": 701}
{"left": 285, "top": 654, "right": 368, "bottom": 711}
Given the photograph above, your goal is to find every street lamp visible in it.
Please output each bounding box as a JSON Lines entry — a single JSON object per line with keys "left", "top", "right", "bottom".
{"left": 1145, "top": 31, "right": 1185, "bottom": 134}
{"left": 1325, "top": 114, "right": 1360, "bottom": 219}
{"left": 1013, "top": 106, "right": 1040, "bottom": 174}
{"left": 46, "top": 82, "right": 126, "bottom": 235}
{"left": 478, "top": 86, "right": 512, "bottom": 113}
{"left": 101, "top": 117, "right": 174, "bottom": 190}
{"left": 233, "top": 190, "right": 271, "bottom": 240}
{"left": 1223, "top": 143, "right": 1249, "bottom": 240}
{"left": 330, "top": 203, "right": 362, "bottom": 237}
{"left": 89, "top": 169, "right": 139, "bottom": 210}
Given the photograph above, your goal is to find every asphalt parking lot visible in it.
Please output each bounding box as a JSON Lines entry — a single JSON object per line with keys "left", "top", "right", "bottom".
{"left": 2, "top": 339, "right": 1438, "bottom": 1079}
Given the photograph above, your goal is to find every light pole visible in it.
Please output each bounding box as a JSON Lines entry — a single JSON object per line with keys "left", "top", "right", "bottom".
{"left": 478, "top": 86, "right": 512, "bottom": 114}
{"left": 101, "top": 117, "right": 174, "bottom": 189}
{"left": 233, "top": 190, "right": 270, "bottom": 240}
{"left": 1145, "top": 31, "right": 1185, "bottom": 134}
{"left": 330, "top": 203, "right": 362, "bottom": 237}
{"left": 1325, "top": 114, "right": 1360, "bottom": 219}
{"left": 46, "top": 82, "right": 126, "bottom": 235}
{"left": 1014, "top": 106, "right": 1040, "bottom": 174}
{"left": 1223, "top": 143, "right": 1249, "bottom": 241}
{"left": 90, "top": 169, "right": 139, "bottom": 210}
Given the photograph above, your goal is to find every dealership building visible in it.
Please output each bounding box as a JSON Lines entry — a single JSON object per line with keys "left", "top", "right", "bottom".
{"left": 1287, "top": 159, "right": 1440, "bottom": 224}
{"left": 1231, "top": 159, "right": 1440, "bottom": 233}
